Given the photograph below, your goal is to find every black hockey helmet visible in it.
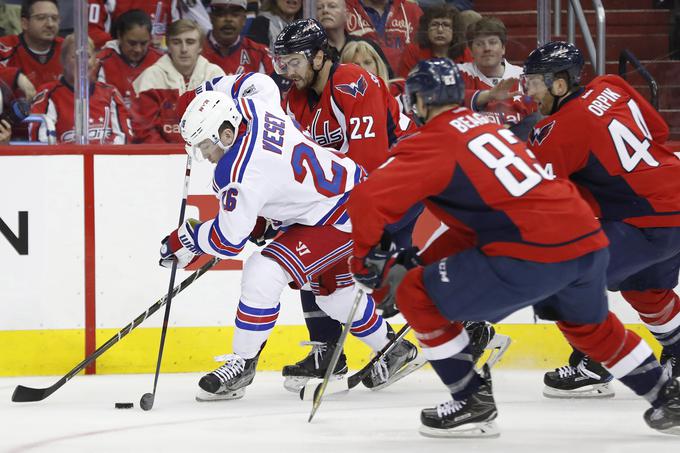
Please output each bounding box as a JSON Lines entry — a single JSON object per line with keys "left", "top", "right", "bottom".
{"left": 523, "top": 41, "right": 584, "bottom": 88}
{"left": 273, "top": 18, "right": 328, "bottom": 58}
{"left": 404, "top": 58, "right": 465, "bottom": 124}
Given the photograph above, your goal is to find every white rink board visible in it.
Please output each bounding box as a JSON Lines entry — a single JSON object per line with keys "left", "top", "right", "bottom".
{"left": 0, "top": 154, "right": 663, "bottom": 331}
{"left": 0, "top": 156, "right": 85, "bottom": 330}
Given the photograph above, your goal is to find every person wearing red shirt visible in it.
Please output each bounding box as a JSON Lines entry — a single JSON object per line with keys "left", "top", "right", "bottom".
{"left": 29, "top": 34, "right": 132, "bottom": 144}
{"left": 202, "top": 0, "right": 273, "bottom": 75}
{"left": 347, "top": 58, "right": 680, "bottom": 438}
{"left": 132, "top": 19, "right": 224, "bottom": 143}
{"left": 0, "top": 0, "right": 63, "bottom": 89}
{"left": 397, "top": 4, "right": 472, "bottom": 78}
{"left": 344, "top": 0, "right": 422, "bottom": 71}
{"left": 521, "top": 42, "right": 680, "bottom": 399}
{"left": 96, "top": 9, "right": 163, "bottom": 110}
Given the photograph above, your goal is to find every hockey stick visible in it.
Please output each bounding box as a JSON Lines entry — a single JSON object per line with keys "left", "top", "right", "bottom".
{"left": 308, "top": 288, "right": 365, "bottom": 422}
{"left": 300, "top": 324, "right": 412, "bottom": 401}
{"left": 11, "top": 256, "right": 220, "bottom": 403}
{"left": 140, "top": 155, "right": 193, "bottom": 411}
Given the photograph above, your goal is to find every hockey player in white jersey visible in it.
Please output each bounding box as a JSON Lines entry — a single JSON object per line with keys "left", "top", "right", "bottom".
{"left": 160, "top": 90, "right": 422, "bottom": 401}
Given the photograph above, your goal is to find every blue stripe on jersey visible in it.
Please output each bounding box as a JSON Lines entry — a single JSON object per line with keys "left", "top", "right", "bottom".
{"left": 236, "top": 99, "right": 258, "bottom": 183}
{"left": 336, "top": 211, "right": 350, "bottom": 224}
{"left": 231, "top": 73, "right": 255, "bottom": 99}
{"left": 209, "top": 220, "right": 248, "bottom": 256}
{"left": 213, "top": 135, "right": 245, "bottom": 190}
{"left": 316, "top": 191, "right": 350, "bottom": 226}
{"left": 572, "top": 154, "right": 680, "bottom": 220}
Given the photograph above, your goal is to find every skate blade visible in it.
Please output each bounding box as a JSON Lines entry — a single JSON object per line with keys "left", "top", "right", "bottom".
{"left": 299, "top": 378, "right": 348, "bottom": 401}
{"left": 369, "top": 354, "right": 427, "bottom": 392}
{"left": 195, "top": 387, "right": 246, "bottom": 402}
{"left": 284, "top": 376, "right": 310, "bottom": 393}
{"left": 654, "top": 425, "right": 680, "bottom": 436}
{"left": 477, "top": 334, "right": 512, "bottom": 370}
{"left": 542, "top": 383, "right": 615, "bottom": 399}
{"left": 419, "top": 420, "right": 500, "bottom": 439}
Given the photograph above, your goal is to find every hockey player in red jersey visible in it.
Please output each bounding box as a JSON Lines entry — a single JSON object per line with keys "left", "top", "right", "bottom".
{"left": 348, "top": 58, "right": 680, "bottom": 437}
{"left": 0, "top": 0, "right": 63, "bottom": 89}
{"left": 272, "top": 18, "right": 425, "bottom": 391}
{"left": 202, "top": 0, "right": 274, "bottom": 75}
{"left": 95, "top": 9, "right": 163, "bottom": 110}
{"left": 521, "top": 42, "right": 680, "bottom": 397}
{"left": 29, "top": 35, "right": 132, "bottom": 144}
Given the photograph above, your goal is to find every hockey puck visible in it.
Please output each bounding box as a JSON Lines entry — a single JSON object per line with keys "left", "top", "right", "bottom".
{"left": 115, "top": 402, "right": 134, "bottom": 409}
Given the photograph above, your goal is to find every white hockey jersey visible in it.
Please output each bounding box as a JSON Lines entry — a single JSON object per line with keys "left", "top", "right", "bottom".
{"left": 194, "top": 72, "right": 281, "bottom": 105}
{"left": 192, "top": 97, "right": 365, "bottom": 259}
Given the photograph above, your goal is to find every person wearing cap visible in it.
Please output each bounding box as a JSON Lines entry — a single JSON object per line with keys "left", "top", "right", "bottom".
{"left": 202, "top": 0, "right": 274, "bottom": 75}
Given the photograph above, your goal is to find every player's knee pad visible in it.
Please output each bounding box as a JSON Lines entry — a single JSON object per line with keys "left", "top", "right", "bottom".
{"left": 240, "top": 251, "right": 291, "bottom": 309}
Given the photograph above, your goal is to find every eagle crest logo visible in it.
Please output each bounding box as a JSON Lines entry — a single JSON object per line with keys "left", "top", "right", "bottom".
{"left": 528, "top": 120, "right": 556, "bottom": 146}
{"left": 335, "top": 75, "right": 368, "bottom": 98}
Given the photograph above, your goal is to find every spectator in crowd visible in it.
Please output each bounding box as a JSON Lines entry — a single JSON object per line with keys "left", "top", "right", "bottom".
{"left": 202, "top": 0, "right": 273, "bottom": 75}
{"left": 0, "top": 66, "right": 36, "bottom": 100}
{"left": 29, "top": 34, "right": 133, "bottom": 144}
{"left": 317, "top": 0, "right": 393, "bottom": 76}
{"left": 132, "top": 19, "right": 224, "bottom": 143}
{"left": 340, "top": 40, "right": 404, "bottom": 101}
{"left": 397, "top": 4, "right": 472, "bottom": 78}
{"left": 0, "top": 1, "right": 22, "bottom": 37}
{"left": 344, "top": 0, "right": 423, "bottom": 71}
{"left": 0, "top": 0, "right": 63, "bottom": 88}
{"left": 247, "top": 0, "right": 302, "bottom": 49}
{"left": 458, "top": 16, "right": 537, "bottom": 139}
{"left": 96, "top": 9, "right": 163, "bottom": 110}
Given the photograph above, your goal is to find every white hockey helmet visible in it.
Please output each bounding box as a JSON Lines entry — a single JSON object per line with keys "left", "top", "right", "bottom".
{"left": 180, "top": 91, "right": 243, "bottom": 161}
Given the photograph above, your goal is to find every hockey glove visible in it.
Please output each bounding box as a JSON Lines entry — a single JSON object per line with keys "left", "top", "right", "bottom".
{"left": 248, "top": 216, "right": 280, "bottom": 246}
{"left": 377, "top": 247, "right": 421, "bottom": 318}
{"left": 159, "top": 218, "right": 203, "bottom": 268}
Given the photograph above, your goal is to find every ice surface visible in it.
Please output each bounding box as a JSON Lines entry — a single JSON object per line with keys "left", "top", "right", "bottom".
{"left": 1, "top": 370, "right": 677, "bottom": 452}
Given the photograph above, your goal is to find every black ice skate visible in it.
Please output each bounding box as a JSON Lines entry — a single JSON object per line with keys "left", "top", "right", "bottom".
{"left": 543, "top": 352, "right": 614, "bottom": 399}
{"left": 282, "top": 341, "right": 348, "bottom": 392}
{"left": 196, "top": 353, "right": 259, "bottom": 401}
{"left": 463, "top": 321, "right": 512, "bottom": 369}
{"left": 361, "top": 336, "right": 425, "bottom": 390}
{"left": 419, "top": 364, "right": 500, "bottom": 438}
{"left": 644, "top": 378, "right": 680, "bottom": 435}
{"left": 661, "top": 347, "right": 679, "bottom": 378}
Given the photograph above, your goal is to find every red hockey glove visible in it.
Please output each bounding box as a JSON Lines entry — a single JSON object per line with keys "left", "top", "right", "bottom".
{"left": 159, "top": 218, "right": 203, "bottom": 269}
{"left": 248, "top": 216, "right": 280, "bottom": 246}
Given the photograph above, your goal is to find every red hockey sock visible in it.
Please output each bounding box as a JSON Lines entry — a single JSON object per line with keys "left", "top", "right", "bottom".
{"left": 622, "top": 289, "right": 680, "bottom": 331}
{"left": 557, "top": 312, "right": 652, "bottom": 378}
{"left": 397, "top": 267, "right": 468, "bottom": 360}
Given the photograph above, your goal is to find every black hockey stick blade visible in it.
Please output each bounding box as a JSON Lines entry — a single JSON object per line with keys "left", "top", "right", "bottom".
{"left": 11, "top": 257, "right": 219, "bottom": 403}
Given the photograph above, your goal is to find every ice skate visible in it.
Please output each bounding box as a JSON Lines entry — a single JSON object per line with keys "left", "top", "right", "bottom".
{"left": 282, "top": 341, "right": 348, "bottom": 392}
{"left": 661, "top": 347, "right": 679, "bottom": 378}
{"left": 361, "top": 336, "right": 425, "bottom": 391}
{"left": 543, "top": 352, "right": 614, "bottom": 399}
{"left": 644, "top": 378, "right": 680, "bottom": 435}
{"left": 463, "top": 321, "right": 512, "bottom": 369}
{"left": 196, "top": 354, "right": 259, "bottom": 402}
{"left": 419, "top": 364, "right": 500, "bottom": 438}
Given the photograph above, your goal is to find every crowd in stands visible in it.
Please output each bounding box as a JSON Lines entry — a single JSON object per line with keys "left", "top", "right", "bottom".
{"left": 0, "top": 0, "right": 538, "bottom": 146}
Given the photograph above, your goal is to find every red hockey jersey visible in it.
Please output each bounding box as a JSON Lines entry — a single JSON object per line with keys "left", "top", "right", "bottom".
{"left": 202, "top": 34, "right": 273, "bottom": 76}
{"left": 29, "top": 78, "right": 133, "bottom": 144}
{"left": 96, "top": 41, "right": 163, "bottom": 109}
{"left": 284, "top": 63, "right": 413, "bottom": 173}
{"left": 458, "top": 60, "right": 536, "bottom": 126}
{"left": 528, "top": 75, "right": 680, "bottom": 228}
{"left": 345, "top": 0, "right": 422, "bottom": 71}
{"left": 348, "top": 106, "right": 608, "bottom": 262}
{"left": 0, "top": 34, "right": 63, "bottom": 89}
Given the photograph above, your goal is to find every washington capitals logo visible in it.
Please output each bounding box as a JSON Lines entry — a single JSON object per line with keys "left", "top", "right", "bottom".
{"left": 335, "top": 75, "right": 368, "bottom": 98}
{"left": 529, "top": 120, "right": 556, "bottom": 146}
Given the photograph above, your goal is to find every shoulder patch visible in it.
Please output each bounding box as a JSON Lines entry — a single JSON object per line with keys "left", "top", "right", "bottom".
{"left": 529, "top": 120, "right": 556, "bottom": 146}
{"left": 335, "top": 74, "right": 368, "bottom": 98}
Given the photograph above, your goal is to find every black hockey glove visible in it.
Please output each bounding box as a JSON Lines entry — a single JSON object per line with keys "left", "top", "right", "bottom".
{"left": 376, "top": 247, "right": 421, "bottom": 318}
{"left": 248, "top": 216, "right": 280, "bottom": 246}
